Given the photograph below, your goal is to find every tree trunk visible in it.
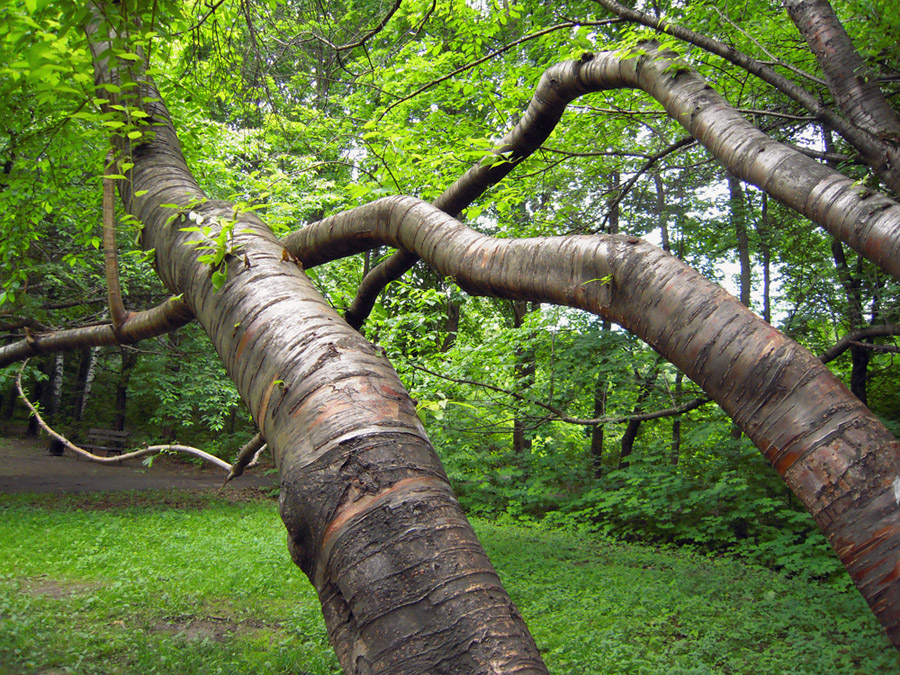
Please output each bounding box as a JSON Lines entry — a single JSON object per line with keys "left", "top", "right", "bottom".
{"left": 617, "top": 363, "right": 659, "bottom": 470}
{"left": 72, "top": 346, "right": 99, "bottom": 423}
{"left": 670, "top": 372, "right": 683, "bottom": 466}
{"left": 590, "top": 371, "right": 607, "bottom": 478}
{"left": 114, "top": 348, "right": 138, "bottom": 432}
{"left": 440, "top": 296, "right": 460, "bottom": 352}
{"left": 783, "top": 0, "right": 900, "bottom": 145}
{"left": 511, "top": 300, "right": 536, "bottom": 454}
{"left": 286, "top": 194, "right": 900, "bottom": 647}
{"left": 729, "top": 175, "right": 752, "bottom": 308}
{"left": 757, "top": 193, "right": 772, "bottom": 324}
{"left": 46, "top": 353, "right": 64, "bottom": 423}
{"left": 87, "top": 24, "right": 545, "bottom": 672}
{"left": 80, "top": 18, "right": 900, "bottom": 660}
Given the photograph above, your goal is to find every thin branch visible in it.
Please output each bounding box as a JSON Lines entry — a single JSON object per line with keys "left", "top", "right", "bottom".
{"left": 103, "top": 155, "right": 129, "bottom": 329}
{"left": 224, "top": 432, "right": 267, "bottom": 484}
{"left": 819, "top": 324, "right": 900, "bottom": 363}
{"left": 708, "top": 5, "right": 826, "bottom": 86}
{"left": 312, "top": 0, "right": 401, "bottom": 52}
{"left": 601, "top": 135, "right": 696, "bottom": 229}
{"left": 409, "top": 362, "right": 710, "bottom": 426}
{"left": 16, "top": 363, "right": 230, "bottom": 471}
{"left": 0, "top": 296, "right": 194, "bottom": 367}
{"left": 379, "top": 20, "right": 620, "bottom": 119}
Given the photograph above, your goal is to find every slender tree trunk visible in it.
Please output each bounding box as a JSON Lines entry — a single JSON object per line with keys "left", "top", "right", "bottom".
{"left": 440, "top": 296, "right": 461, "bottom": 352}
{"left": 590, "top": 369, "right": 607, "bottom": 478}
{"left": 670, "top": 372, "right": 683, "bottom": 465}
{"left": 3, "top": 387, "right": 14, "bottom": 423}
{"left": 512, "top": 300, "right": 536, "bottom": 454}
{"left": 46, "top": 353, "right": 64, "bottom": 423}
{"left": 729, "top": 175, "right": 752, "bottom": 308}
{"left": 72, "top": 346, "right": 99, "bottom": 423}
{"left": 618, "top": 363, "right": 659, "bottom": 470}
{"left": 757, "top": 193, "right": 772, "bottom": 324}
{"left": 114, "top": 348, "right": 138, "bottom": 432}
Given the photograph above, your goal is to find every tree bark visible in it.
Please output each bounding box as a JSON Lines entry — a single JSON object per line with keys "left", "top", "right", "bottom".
{"left": 286, "top": 194, "right": 900, "bottom": 647}
{"left": 511, "top": 300, "right": 536, "bottom": 455}
{"left": 114, "top": 348, "right": 138, "bottom": 432}
{"left": 86, "top": 17, "right": 545, "bottom": 672}
{"left": 344, "top": 43, "right": 900, "bottom": 332}
{"left": 72, "top": 347, "right": 99, "bottom": 423}
{"left": 783, "top": 0, "right": 900, "bottom": 145}
{"left": 617, "top": 363, "right": 659, "bottom": 470}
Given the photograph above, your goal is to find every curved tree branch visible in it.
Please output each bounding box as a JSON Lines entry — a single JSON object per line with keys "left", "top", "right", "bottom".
{"left": 819, "top": 324, "right": 900, "bottom": 364}
{"left": 331, "top": 44, "right": 900, "bottom": 331}
{"left": 285, "top": 193, "right": 900, "bottom": 646}
{"left": 783, "top": 0, "right": 900, "bottom": 143}
{"left": 103, "top": 157, "right": 129, "bottom": 329}
{"left": 0, "top": 296, "right": 194, "bottom": 368}
{"left": 16, "top": 363, "right": 231, "bottom": 471}
{"left": 224, "top": 431, "right": 267, "bottom": 483}
{"left": 409, "top": 362, "right": 710, "bottom": 426}
{"left": 591, "top": 0, "right": 900, "bottom": 195}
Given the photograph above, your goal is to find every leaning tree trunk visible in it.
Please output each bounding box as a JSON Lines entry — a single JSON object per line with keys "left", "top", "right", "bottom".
{"left": 87, "top": 23, "right": 545, "bottom": 675}
{"left": 285, "top": 194, "right": 900, "bottom": 648}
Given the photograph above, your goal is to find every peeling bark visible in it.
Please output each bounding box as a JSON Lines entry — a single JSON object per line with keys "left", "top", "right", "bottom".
{"left": 784, "top": 0, "right": 900, "bottom": 144}
{"left": 286, "top": 194, "right": 900, "bottom": 646}
{"left": 85, "top": 15, "right": 545, "bottom": 672}
{"left": 347, "top": 44, "right": 900, "bottom": 330}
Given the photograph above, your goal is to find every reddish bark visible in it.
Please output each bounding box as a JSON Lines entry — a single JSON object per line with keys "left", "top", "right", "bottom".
{"left": 84, "top": 17, "right": 546, "bottom": 674}
{"left": 286, "top": 194, "right": 900, "bottom": 646}
{"left": 784, "top": 0, "right": 900, "bottom": 144}
{"left": 347, "top": 43, "right": 900, "bottom": 331}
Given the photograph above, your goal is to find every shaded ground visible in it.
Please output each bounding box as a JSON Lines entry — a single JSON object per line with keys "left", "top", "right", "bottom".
{"left": 0, "top": 433, "right": 276, "bottom": 494}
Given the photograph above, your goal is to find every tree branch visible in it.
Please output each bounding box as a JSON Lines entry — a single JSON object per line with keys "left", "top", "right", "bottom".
{"left": 0, "top": 296, "right": 193, "bottom": 367}
{"left": 819, "top": 324, "right": 900, "bottom": 363}
{"left": 591, "top": 0, "right": 900, "bottom": 194}
{"left": 16, "top": 363, "right": 231, "bottom": 471}
{"left": 409, "top": 362, "right": 710, "bottom": 425}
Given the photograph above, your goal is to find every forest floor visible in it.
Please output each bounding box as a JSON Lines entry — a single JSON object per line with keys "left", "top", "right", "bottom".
{"left": 0, "top": 431, "right": 275, "bottom": 495}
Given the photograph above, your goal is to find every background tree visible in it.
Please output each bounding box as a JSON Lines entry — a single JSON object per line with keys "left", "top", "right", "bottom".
{"left": 3, "top": 0, "right": 900, "bottom": 671}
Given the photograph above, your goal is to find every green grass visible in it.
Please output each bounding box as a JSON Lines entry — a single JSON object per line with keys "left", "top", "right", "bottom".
{"left": 0, "top": 491, "right": 896, "bottom": 674}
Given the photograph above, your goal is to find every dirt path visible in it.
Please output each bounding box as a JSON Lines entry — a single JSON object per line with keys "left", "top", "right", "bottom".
{"left": 0, "top": 434, "right": 275, "bottom": 494}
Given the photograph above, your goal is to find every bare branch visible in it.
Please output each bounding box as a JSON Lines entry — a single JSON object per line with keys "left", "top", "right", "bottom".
{"left": 409, "top": 362, "right": 710, "bottom": 425}
{"left": 379, "top": 21, "right": 619, "bottom": 119}
{"left": 0, "top": 296, "right": 193, "bottom": 367}
{"left": 591, "top": 0, "right": 900, "bottom": 194}
{"left": 819, "top": 324, "right": 900, "bottom": 363}
{"left": 224, "top": 432, "right": 267, "bottom": 484}
{"left": 16, "top": 363, "right": 230, "bottom": 471}
{"left": 312, "top": 0, "right": 401, "bottom": 53}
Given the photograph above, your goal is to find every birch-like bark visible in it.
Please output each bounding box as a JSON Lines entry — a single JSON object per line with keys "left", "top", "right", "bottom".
{"left": 286, "top": 194, "right": 900, "bottom": 647}
{"left": 346, "top": 43, "right": 900, "bottom": 330}
{"left": 783, "top": 0, "right": 900, "bottom": 144}
{"left": 85, "top": 10, "right": 545, "bottom": 673}
{"left": 72, "top": 346, "right": 99, "bottom": 422}
{"left": 594, "top": 0, "right": 900, "bottom": 195}
{"left": 0, "top": 296, "right": 193, "bottom": 368}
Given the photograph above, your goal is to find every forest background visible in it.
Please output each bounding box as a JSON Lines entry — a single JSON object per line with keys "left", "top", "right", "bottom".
{"left": 2, "top": 0, "right": 900, "bottom": 615}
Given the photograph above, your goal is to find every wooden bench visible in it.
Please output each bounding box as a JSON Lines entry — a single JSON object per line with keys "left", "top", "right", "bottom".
{"left": 82, "top": 428, "right": 130, "bottom": 456}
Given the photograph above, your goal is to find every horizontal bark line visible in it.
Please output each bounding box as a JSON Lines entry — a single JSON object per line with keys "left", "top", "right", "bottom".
{"left": 284, "top": 193, "right": 900, "bottom": 646}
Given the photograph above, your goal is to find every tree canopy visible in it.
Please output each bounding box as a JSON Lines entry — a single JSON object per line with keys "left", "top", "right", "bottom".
{"left": 2, "top": 0, "right": 900, "bottom": 671}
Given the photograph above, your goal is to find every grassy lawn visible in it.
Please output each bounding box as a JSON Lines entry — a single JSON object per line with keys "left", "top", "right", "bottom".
{"left": 0, "top": 490, "right": 896, "bottom": 674}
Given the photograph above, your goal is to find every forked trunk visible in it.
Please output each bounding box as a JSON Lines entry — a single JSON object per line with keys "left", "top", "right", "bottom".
{"left": 87, "top": 32, "right": 545, "bottom": 675}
